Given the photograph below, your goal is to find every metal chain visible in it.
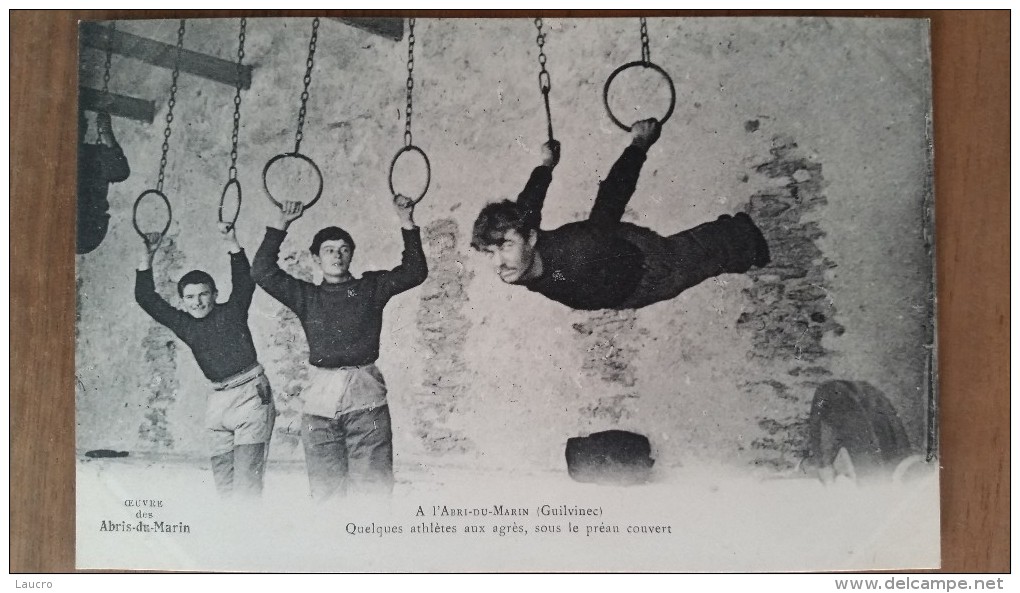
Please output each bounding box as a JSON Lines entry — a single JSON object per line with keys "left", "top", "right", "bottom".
{"left": 640, "top": 17, "right": 651, "bottom": 64}
{"left": 93, "top": 22, "right": 116, "bottom": 143}
{"left": 157, "top": 20, "right": 186, "bottom": 194}
{"left": 228, "top": 18, "right": 246, "bottom": 180}
{"left": 403, "top": 18, "right": 415, "bottom": 147}
{"left": 101, "top": 23, "right": 114, "bottom": 95}
{"left": 294, "top": 17, "right": 319, "bottom": 154}
{"left": 535, "top": 18, "right": 550, "bottom": 94}
{"left": 534, "top": 18, "right": 553, "bottom": 142}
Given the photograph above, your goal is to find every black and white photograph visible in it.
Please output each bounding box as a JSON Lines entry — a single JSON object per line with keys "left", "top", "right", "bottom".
{"left": 74, "top": 15, "right": 940, "bottom": 572}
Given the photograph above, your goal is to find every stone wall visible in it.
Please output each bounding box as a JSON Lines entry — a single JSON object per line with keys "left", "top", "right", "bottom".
{"left": 76, "top": 17, "right": 933, "bottom": 473}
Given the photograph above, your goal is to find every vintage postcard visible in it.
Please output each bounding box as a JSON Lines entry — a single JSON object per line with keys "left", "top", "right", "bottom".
{"left": 75, "top": 16, "right": 939, "bottom": 572}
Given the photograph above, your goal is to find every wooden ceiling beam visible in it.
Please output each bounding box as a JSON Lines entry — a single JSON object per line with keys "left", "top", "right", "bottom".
{"left": 332, "top": 18, "right": 404, "bottom": 41}
{"left": 79, "top": 86, "right": 156, "bottom": 123}
{"left": 80, "top": 22, "right": 253, "bottom": 90}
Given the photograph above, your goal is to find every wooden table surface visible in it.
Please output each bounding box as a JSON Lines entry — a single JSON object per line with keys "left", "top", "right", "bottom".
{"left": 10, "top": 10, "right": 1009, "bottom": 573}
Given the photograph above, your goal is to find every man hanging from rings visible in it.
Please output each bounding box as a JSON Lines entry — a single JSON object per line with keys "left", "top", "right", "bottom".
{"left": 470, "top": 118, "right": 771, "bottom": 311}
{"left": 134, "top": 224, "right": 276, "bottom": 498}
{"left": 252, "top": 195, "right": 428, "bottom": 501}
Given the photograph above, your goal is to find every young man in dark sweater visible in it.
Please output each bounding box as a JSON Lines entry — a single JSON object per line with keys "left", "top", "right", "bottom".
{"left": 135, "top": 225, "right": 275, "bottom": 497}
{"left": 252, "top": 196, "right": 428, "bottom": 500}
{"left": 470, "top": 118, "right": 771, "bottom": 310}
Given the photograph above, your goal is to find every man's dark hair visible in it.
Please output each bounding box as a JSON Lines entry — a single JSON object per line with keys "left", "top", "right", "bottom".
{"left": 470, "top": 200, "right": 536, "bottom": 250}
{"left": 310, "top": 226, "right": 356, "bottom": 256}
{"left": 177, "top": 270, "right": 217, "bottom": 297}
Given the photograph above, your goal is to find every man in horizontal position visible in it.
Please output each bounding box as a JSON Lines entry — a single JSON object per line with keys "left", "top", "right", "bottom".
{"left": 471, "top": 118, "right": 771, "bottom": 310}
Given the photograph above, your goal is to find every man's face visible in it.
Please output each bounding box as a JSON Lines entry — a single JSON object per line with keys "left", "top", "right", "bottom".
{"left": 482, "top": 229, "right": 538, "bottom": 284}
{"left": 181, "top": 283, "right": 216, "bottom": 319}
{"left": 314, "top": 239, "right": 354, "bottom": 283}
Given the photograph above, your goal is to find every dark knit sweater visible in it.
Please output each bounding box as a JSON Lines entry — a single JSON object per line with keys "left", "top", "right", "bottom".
{"left": 135, "top": 251, "right": 258, "bottom": 383}
{"left": 252, "top": 226, "right": 428, "bottom": 368}
{"left": 519, "top": 145, "right": 649, "bottom": 310}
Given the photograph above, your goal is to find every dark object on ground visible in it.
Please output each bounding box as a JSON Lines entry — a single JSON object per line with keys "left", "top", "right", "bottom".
{"left": 85, "top": 449, "right": 130, "bottom": 458}
{"left": 566, "top": 430, "right": 654, "bottom": 485}
{"left": 803, "top": 380, "right": 914, "bottom": 483}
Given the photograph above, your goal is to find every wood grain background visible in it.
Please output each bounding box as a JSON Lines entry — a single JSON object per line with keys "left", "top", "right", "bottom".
{"left": 9, "top": 10, "right": 1009, "bottom": 573}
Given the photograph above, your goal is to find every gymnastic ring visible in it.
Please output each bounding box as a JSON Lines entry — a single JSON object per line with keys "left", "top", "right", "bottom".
{"left": 132, "top": 189, "right": 172, "bottom": 241}
{"left": 602, "top": 60, "right": 677, "bottom": 132}
{"left": 261, "top": 152, "right": 324, "bottom": 210}
{"left": 218, "top": 178, "right": 242, "bottom": 230}
{"left": 388, "top": 144, "right": 431, "bottom": 204}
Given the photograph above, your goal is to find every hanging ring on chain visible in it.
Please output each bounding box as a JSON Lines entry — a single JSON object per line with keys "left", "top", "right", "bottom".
{"left": 261, "top": 152, "right": 324, "bottom": 210}
{"left": 538, "top": 70, "right": 551, "bottom": 94}
{"left": 602, "top": 60, "right": 676, "bottom": 132}
{"left": 132, "top": 189, "right": 173, "bottom": 241}
{"left": 218, "top": 178, "right": 242, "bottom": 230}
{"left": 388, "top": 145, "right": 431, "bottom": 204}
